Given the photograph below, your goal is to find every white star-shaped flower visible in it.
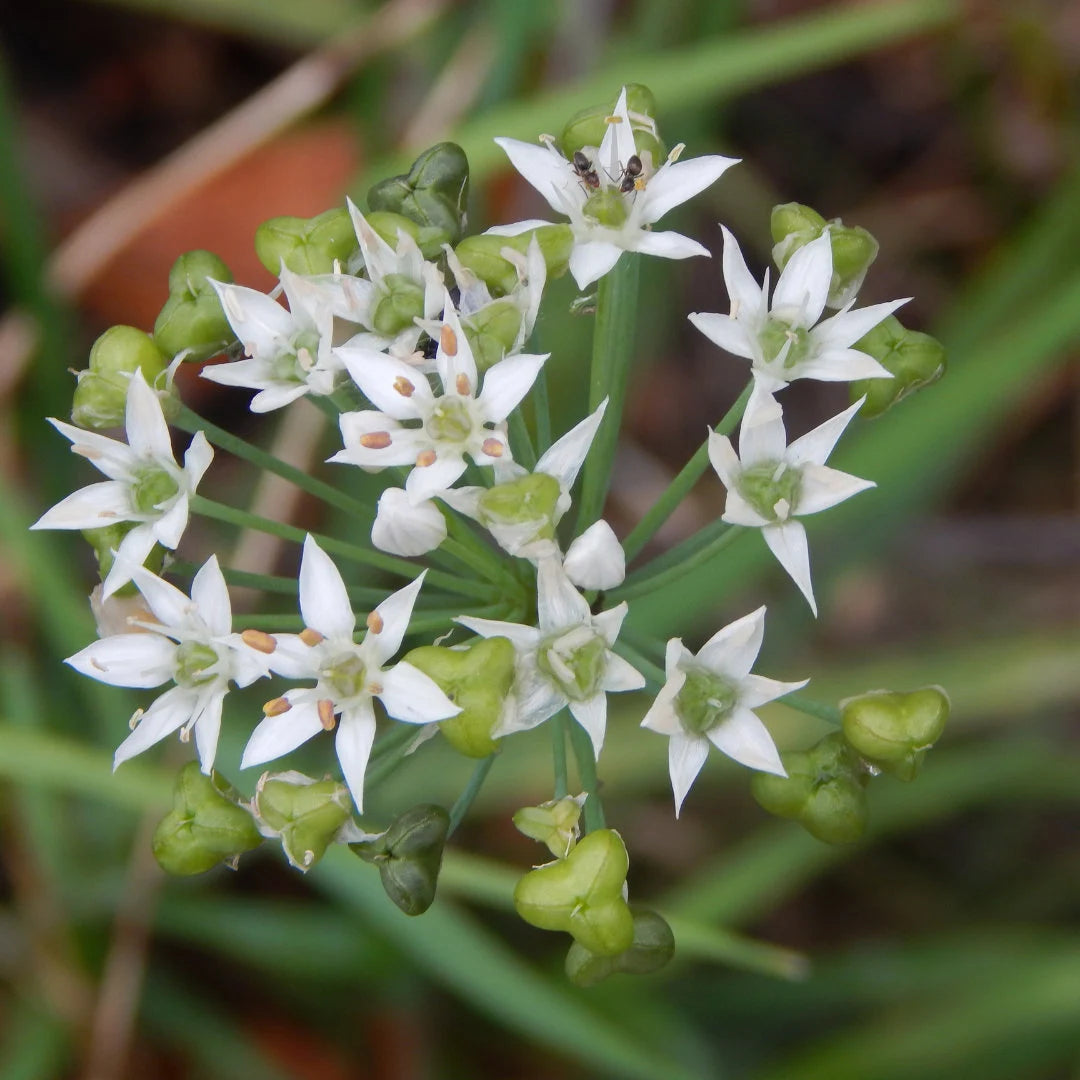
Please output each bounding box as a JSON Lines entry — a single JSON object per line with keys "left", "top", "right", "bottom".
{"left": 66, "top": 556, "right": 269, "bottom": 773}
{"left": 457, "top": 557, "right": 644, "bottom": 758}
{"left": 708, "top": 385, "right": 874, "bottom": 615}
{"left": 641, "top": 607, "right": 807, "bottom": 816}
{"left": 331, "top": 293, "right": 547, "bottom": 504}
{"left": 204, "top": 265, "right": 343, "bottom": 412}
{"left": 689, "top": 226, "right": 907, "bottom": 392}
{"left": 32, "top": 369, "right": 212, "bottom": 598}
{"left": 240, "top": 536, "right": 459, "bottom": 811}
{"left": 492, "top": 87, "right": 738, "bottom": 289}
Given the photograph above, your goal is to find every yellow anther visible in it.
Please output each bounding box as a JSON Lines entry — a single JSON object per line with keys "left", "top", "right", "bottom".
{"left": 263, "top": 696, "right": 292, "bottom": 717}
{"left": 366, "top": 611, "right": 384, "bottom": 634}
{"left": 317, "top": 699, "right": 337, "bottom": 731}
{"left": 455, "top": 373, "right": 471, "bottom": 396}
{"left": 360, "top": 432, "right": 392, "bottom": 450}
{"left": 393, "top": 376, "right": 415, "bottom": 397}
{"left": 416, "top": 449, "right": 437, "bottom": 468}
{"left": 241, "top": 629, "right": 277, "bottom": 654}
{"left": 299, "top": 628, "right": 324, "bottom": 647}
{"left": 481, "top": 437, "right": 505, "bottom": 458}
{"left": 440, "top": 324, "right": 458, "bottom": 356}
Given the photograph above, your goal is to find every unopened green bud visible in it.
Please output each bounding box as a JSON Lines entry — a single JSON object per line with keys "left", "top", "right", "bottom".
{"left": 455, "top": 226, "right": 572, "bottom": 297}
{"left": 559, "top": 84, "right": 665, "bottom": 164}
{"left": 850, "top": 316, "right": 947, "bottom": 418}
{"left": 565, "top": 908, "right": 675, "bottom": 987}
{"left": 404, "top": 637, "right": 515, "bottom": 758}
{"left": 255, "top": 772, "right": 353, "bottom": 872}
{"left": 368, "top": 142, "right": 470, "bottom": 246}
{"left": 841, "top": 686, "right": 949, "bottom": 782}
{"left": 371, "top": 273, "right": 426, "bottom": 337}
{"left": 751, "top": 732, "right": 869, "bottom": 844}
{"left": 82, "top": 522, "right": 164, "bottom": 588}
{"left": 352, "top": 803, "right": 450, "bottom": 916}
{"left": 72, "top": 326, "right": 168, "bottom": 429}
{"left": 254, "top": 207, "right": 358, "bottom": 276}
{"left": 364, "top": 210, "right": 447, "bottom": 260}
{"left": 514, "top": 828, "right": 634, "bottom": 956}
{"left": 152, "top": 762, "right": 262, "bottom": 876}
{"left": 771, "top": 203, "right": 878, "bottom": 309}
{"left": 154, "top": 251, "right": 236, "bottom": 362}
{"left": 513, "top": 795, "right": 584, "bottom": 858}
{"left": 463, "top": 298, "right": 523, "bottom": 372}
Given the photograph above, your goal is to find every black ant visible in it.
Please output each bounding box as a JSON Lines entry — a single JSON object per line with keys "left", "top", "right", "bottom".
{"left": 572, "top": 150, "right": 600, "bottom": 190}
{"left": 618, "top": 154, "right": 643, "bottom": 193}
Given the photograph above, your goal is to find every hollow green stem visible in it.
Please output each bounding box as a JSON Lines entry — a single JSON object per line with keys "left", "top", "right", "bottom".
{"left": 782, "top": 693, "right": 842, "bottom": 726}
{"left": 440, "top": 508, "right": 512, "bottom": 586}
{"left": 448, "top": 754, "right": 497, "bottom": 835}
{"left": 566, "top": 717, "right": 605, "bottom": 832}
{"left": 168, "top": 559, "right": 388, "bottom": 606}
{"left": 364, "top": 722, "right": 423, "bottom": 789}
{"left": 507, "top": 408, "right": 537, "bottom": 471}
{"left": 233, "top": 613, "right": 304, "bottom": 631}
{"left": 609, "top": 525, "right": 744, "bottom": 604}
{"left": 551, "top": 712, "right": 569, "bottom": 800}
{"left": 621, "top": 514, "right": 732, "bottom": 588}
{"left": 532, "top": 363, "right": 552, "bottom": 455}
{"left": 407, "top": 603, "right": 509, "bottom": 637}
{"left": 576, "top": 255, "right": 641, "bottom": 533}
{"left": 621, "top": 379, "right": 753, "bottom": 563}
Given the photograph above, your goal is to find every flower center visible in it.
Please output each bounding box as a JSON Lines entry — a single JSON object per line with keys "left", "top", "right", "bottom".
{"left": 372, "top": 273, "right": 425, "bottom": 336}
{"left": 426, "top": 397, "right": 474, "bottom": 445}
{"left": 478, "top": 472, "right": 561, "bottom": 536}
{"left": 582, "top": 190, "right": 629, "bottom": 229}
{"left": 321, "top": 653, "right": 367, "bottom": 700}
{"left": 537, "top": 627, "right": 607, "bottom": 702}
{"left": 130, "top": 464, "right": 180, "bottom": 514}
{"left": 270, "top": 330, "right": 322, "bottom": 385}
{"left": 674, "top": 668, "right": 738, "bottom": 736}
{"left": 173, "top": 641, "right": 220, "bottom": 687}
{"left": 758, "top": 317, "right": 810, "bottom": 369}
{"left": 737, "top": 460, "right": 802, "bottom": 522}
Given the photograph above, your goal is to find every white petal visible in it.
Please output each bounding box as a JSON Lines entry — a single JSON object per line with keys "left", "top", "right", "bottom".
{"left": 794, "top": 347, "right": 893, "bottom": 384}
{"left": 569, "top": 242, "right": 623, "bottom": 290}
{"left": 813, "top": 298, "right": 908, "bottom": 350}
{"left": 787, "top": 396, "right": 864, "bottom": 466}
{"left": 190, "top": 555, "right": 231, "bottom": 637}
{"left": 796, "top": 463, "right": 875, "bottom": 516}
{"left": 435, "top": 296, "right": 478, "bottom": 392}
{"left": 113, "top": 686, "right": 196, "bottom": 768}
{"left": 192, "top": 690, "right": 226, "bottom": 773}
{"left": 631, "top": 230, "right": 710, "bottom": 261}
{"left": 124, "top": 370, "right": 173, "bottom": 460}
{"left": 199, "top": 357, "right": 276, "bottom": 391}
{"left": 366, "top": 573, "right": 425, "bottom": 665}
{"left": 131, "top": 564, "right": 193, "bottom": 628}
{"left": 249, "top": 383, "right": 310, "bottom": 413}
{"left": 379, "top": 661, "right": 460, "bottom": 723}
{"left": 335, "top": 700, "right": 378, "bottom": 811}
{"left": 739, "top": 674, "right": 809, "bottom": 710}
{"left": 183, "top": 431, "right": 214, "bottom": 489}
{"left": 536, "top": 558, "right": 590, "bottom": 631}
{"left": 592, "top": 602, "right": 629, "bottom": 648}
{"left": 151, "top": 495, "right": 189, "bottom": 550}
{"left": 707, "top": 705, "right": 786, "bottom": 776}
{"left": 640, "top": 155, "right": 738, "bottom": 224}
{"left": 66, "top": 634, "right": 175, "bottom": 688}
{"left": 455, "top": 616, "right": 539, "bottom": 648}
{"left": 721, "top": 490, "right": 770, "bottom": 528}
{"left": 669, "top": 733, "right": 710, "bottom": 817}
{"left": 31, "top": 482, "right": 131, "bottom": 531}
{"left": 485, "top": 219, "right": 557, "bottom": 236}
{"left": 477, "top": 352, "right": 547, "bottom": 422}
{"left": 103, "top": 526, "right": 158, "bottom": 598}
{"left": 242, "top": 699, "right": 324, "bottom": 768}
{"left": 299, "top": 535, "right": 355, "bottom": 638}
{"left": 707, "top": 432, "right": 741, "bottom": 490}
{"left": 212, "top": 280, "right": 294, "bottom": 356}
{"left": 738, "top": 384, "right": 787, "bottom": 465}
{"left": 599, "top": 88, "right": 636, "bottom": 177}
{"left": 688, "top": 311, "right": 756, "bottom": 361}
{"left": 762, "top": 522, "right": 817, "bottom": 616}
{"left": 697, "top": 606, "right": 766, "bottom": 680}
{"left": 341, "top": 352, "right": 429, "bottom": 420}
{"left": 568, "top": 695, "right": 608, "bottom": 759}
{"left": 602, "top": 651, "right": 646, "bottom": 693}
{"left": 266, "top": 634, "right": 320, "bottom": 680}
{"left": 640, "top": 670, "right": 684, "bottom": 736}
{"left": 371, "top": 489, "right": 446, "bottom": 557}
{"left": 720, "top": 226, "right": 765, "bottom": 318}
{"left": 535, "top": 399, "right": 607, "bottom": 491}
{"left": 564, "top": 520, "right": 625, "bottom": 590}
{"left": 772, "top": 232, "right": 831, "bottom": 328}
{"left": 405, "top": 452, "right": 467, "bottom": 502}
{"left": 47, "top": 419, "right": 135, "bottom": 481}
{"left": 494, "top": 137, "right": 575, "bottom": 217}
{"left": 498, "top": 674, "right": 566, "bottom": 736}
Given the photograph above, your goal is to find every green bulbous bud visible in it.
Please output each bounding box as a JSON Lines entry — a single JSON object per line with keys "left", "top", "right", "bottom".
{"left": 255, "top": 207, "right": 359, "bottom": 276}
{"left": 463, "top": 298, "right": 523, "bottom": 373}
{"left": 565, "top": 908, "right": 675, "bottom": 987}
{"left": 479, "top": 471, "right": 562, "bottom": 536}
{"left": 152, "top": 762, "right": 262, "bottom": 876}
{"left": 751, "top": 732, "right": 869, "bottom": 844}
{"left": 155, "top": 250, "right": 236, "bottom": 362}
{"left": 352, "top": 804, "right": 450, "bottom": 916}
{"left": 72, "top": 326, "right": 168, "bottom": 429}
{"left": 368, "top": 142, "right": 470, "bottom": 246}
{"left": 454, "top": 226, "right": 573, "bottom": 297}
{"left": 364, "top": 210, "right": 448, "bottom": 260}
{"left": 850, "top": 316, "right": 947, "bottom": 418}
{"left": 255, "top": 773, "right": 353, "bottom": 872}
{"left": 770, "top": 202, "right": 827, "bottom": 249}
{"left": 558, "top": 84, "right": 664, "bottom": 162}
{"left": 841, "top": 686, "right": 949, "bottom": 782}
{"left": 513, "top": 796, "right": 584, "bottom": 859}
{"left": 514, "top": 828, "right": 634, "bottom": 956}
{"left": 404, "top": 637, "right": 516, "bottom": 758}
{"left": 167, "top": 250, "right": 232, "bottom": 297}
{"left": 371, "top": 273, "right": 426, "bottom": 336}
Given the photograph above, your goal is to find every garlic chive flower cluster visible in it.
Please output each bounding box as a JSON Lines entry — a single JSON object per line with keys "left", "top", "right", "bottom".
{"left": 37, "top": 86, "right": 949, "bottom": 981}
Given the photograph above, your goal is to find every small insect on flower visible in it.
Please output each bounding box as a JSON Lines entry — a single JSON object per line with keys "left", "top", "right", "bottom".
{"left": 618, "top": 154, "right": 643, "bottom": 193}
{"left": 572, "top": 150, "right": 601, "bottom": 190}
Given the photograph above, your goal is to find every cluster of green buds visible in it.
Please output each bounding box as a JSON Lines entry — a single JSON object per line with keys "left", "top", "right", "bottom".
{"left": 71, "top": 324, "right": 171, "bottom": 429}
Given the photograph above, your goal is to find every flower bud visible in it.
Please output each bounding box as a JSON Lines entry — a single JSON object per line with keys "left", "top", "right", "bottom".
{"left": 558, "top": 84, "right": 665, "bottom": 165}
{"left": 154, "top": 251, "right": 236, "bottom": 362}
{"left": 751, "top": 732, "right": 869, "bottom": 844}
{"left": 850, "top": 316, "right": 947, "bottom": 418}
{"left": 364, "top": 210, "right": 447, "bottom": 260}
{"left": 841, "top": 686, "right": 949, "bottom": 782}
{"left": 455, "top": 226, "right": 573, "bottom": 296}
{"left": 771, "top": 203, "right": 879, "bottom": 309}
{"left": 565, "top": 908, "right": 675, "bottom": 987}
{"left": 404, "top": 637, "right": 516, "bottom": 758}
{"left": 254, "top": 207, "right": 359, "bottom": 276}
{"left": 152, "top": 762, "right": 262, "bottom": 875}
{"left": 367, "top": 142, "right": 470, "bottom": 246}
{"left": 513, "top": 795, "right": 584, "bottom": 858}
{"left": 352, "top": 803, "right": 450, "bottom": 916}
{"left": 71, "top": 326, "right": 169, "bottom": 429}
{"left": 462, "top": 298, "right": 523, "bottom": 372}
{"left": 82, "top": 522, "right": 164, "bottom": 589}
{"left": 514, "top": 828, "right": 634, "bottom": 956}
{"left": 254, "top": 771, "right": 353, "bottom": 871}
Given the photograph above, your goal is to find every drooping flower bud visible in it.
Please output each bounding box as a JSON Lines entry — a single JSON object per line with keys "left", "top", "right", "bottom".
{"left": 514, "top": 828, "right": 634, "bottom": 956}
{"left": 771, "top": 202, "right": 879, "bottom": 309}
{"left": 565, "top": 908, "right": 675, "bottom": 987}
{"left": 455, "top": 226, "right": 573, "bottom": 296}
{"left": 254, "top": 207, "right": 359, "bottom": 277}
{"left": 71, "top": 326, "right": 169, "bottom": 429}
{"left": 850, "top": 316, "right": 947, "bottom": 418}
{"left": 253, "top": 771, "right": 354, "bottom": 871}
{"left": 404, "top": 637, "right": 516, "bottom": 758}
{"left": 751, "top": 732, "right": 870, "bottom": 844}
{"left": 153, "top": 250, "right": 236, "bottom": 362}
{"left": 151, "top": 762, "right": 263, "bottom": 876}
{"left": 841, "top": 686, "right": 950, "bottom": 781}
{"left": 513, "top": 795, "right": 585, "bottom": 858}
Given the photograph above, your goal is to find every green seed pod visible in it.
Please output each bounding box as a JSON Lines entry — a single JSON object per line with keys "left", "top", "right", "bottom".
{"left": 152, "top": 762, "right": 262, "bottom": 876}
{"left": 167, "top": 249, "right": 233, "bottom": 298}
{"left": 565, "top": 908, "right": 675, "bottom": 987}
{"left": 454, "top": 226, "right": 572, "bottom": 296}
{"left": 370, "top": 273, "right": 427, "bottom": 337}
{"left": 513, "top": 795, "right": 584, "bottom": 859}
{"left": 404, "top": 637, "right": 516, "bottom": 758}
{"left": 154, "top": 251, "right": 236, "bottom": 362}
{"left": 364, "top": 210, "right": 448, "bottom": 260}
{"left": 255, "top": 773, "right": 353, "bottom": 872}
{"left": 841, "top": 686, "right": 950, "bottom": 782}
{"left": 462, "top": 298, "right": 524, "bottom": 373}
{"left": 367, "top": 142, "right": 470, "bottom": 246}
{"left": 850, "top": 315, "right": 947, "bottom": 418}
{"left": 72, "top": 326, "right": 169, "bottom": 429}
{"left": 751, "top": 732, "right": 870, "bottom": 844}
{"left": 254, "top": 207, "right": 359, "bottom": 276}
{"left": 514, "top": 828, "right": 634, "bottom": 956}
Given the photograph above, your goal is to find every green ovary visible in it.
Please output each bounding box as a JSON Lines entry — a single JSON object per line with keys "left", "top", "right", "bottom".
{"left": 322, "top": 654, "right": 367, "bottom": 700}
{"left": 270, "top": 330, "right": 321, "bottom": 384}
{"left": 758, "top": 317, "right": 810, "bottom": 369}
{"left": 674, "top": 668, "right": 738, "bottom": 736}
{"left": 737, "top": 461, "right": 802, "bottom": 521}
{"left": 131, "top": 465, "right": 180, "bottom": 514}
{"left": 479, "top": 472, "right": 561, "bottom": 528}
{"left": 173, "top": 641, "right": 220, "bottom": 687}
{"left": 582, "top": 190, "right": 629, "bottom": 229}
{"left": 426, "top": 398, "right": 473, "bottom": 444}
{"left": 537, "top": 628, "right": 607, "bottom": 702}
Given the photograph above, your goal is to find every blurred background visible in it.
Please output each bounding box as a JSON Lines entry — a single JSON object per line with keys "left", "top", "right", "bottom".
{"left": 1, "top": 0, "right": 1079, "bottom": 1077}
